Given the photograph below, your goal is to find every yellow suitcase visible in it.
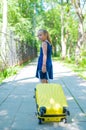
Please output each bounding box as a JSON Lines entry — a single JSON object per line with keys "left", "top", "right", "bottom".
{"left": 35, "top": 83, "right": 70, "bottom": 124}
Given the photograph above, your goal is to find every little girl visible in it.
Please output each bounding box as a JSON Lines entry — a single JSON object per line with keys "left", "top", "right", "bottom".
{"left": 36, "top": 29, "right": 53, "bottom": 83}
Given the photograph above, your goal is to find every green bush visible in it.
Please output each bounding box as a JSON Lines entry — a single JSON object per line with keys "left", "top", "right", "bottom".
{"left": 78, "top": 58, "right": 86, "bottom": 67}
{"left": 3, "top": 67, "right": 18, "bottom": 78}
{"left": 77, "top": 48, "right": 86, "bottom": 67}
{"left": 64, "top": 57, "right": 75, "bottom": 64}
{"left": 0, "top": 66, "right": 20, "bottom": 83}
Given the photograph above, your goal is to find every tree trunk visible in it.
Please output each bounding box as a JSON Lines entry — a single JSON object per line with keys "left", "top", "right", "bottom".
{"left": 1, "top": 0, "right": 7, "bottom": 66}
{"left": 53, "top": 44, "right": 57, "bottom": 57}
{"left": 67, "top": 47, "right": 71, "bottom": 59}
{"left": 75, "top": 21, "right": 84, "bottom": 64}
{"left": 67, "top": 42, "right": 73, "bottom": 60}
{"left": 71, "top": 0, "right": 84, "bottom": 64}
{"left": 61, "top": 5, "right": 66, "bottom": 60}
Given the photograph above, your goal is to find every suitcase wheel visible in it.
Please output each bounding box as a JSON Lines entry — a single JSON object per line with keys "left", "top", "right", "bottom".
{"left": 33, "top": 95, "right": 35, "bottom": 98}
{"left": 34, "top": 88, "right": 36, "bottom": 91}
{"left": 63, "top": 107, "right": 70, "bottom": 116}
{"left": 39, "top": 106, "right": 46, "bottom": 116}
{"left": 38, "top": 118, "right": 42, "bottom": 124}
{"left": 67, "top": 110, "right": 70, "bottom": 116}
{"left": 61, "top": 118, "right": 67, "bottom": 123}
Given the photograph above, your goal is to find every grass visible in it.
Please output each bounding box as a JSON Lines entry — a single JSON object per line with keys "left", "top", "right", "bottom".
{"left": 63, "top": 62, "right": 86, "bottom": 80}
{"left": 53, "top": 57, "right": 86, "bottom": 80}
{"left": 0, "top": 59, "right": 32, "bottom": 84}
{"left": 0, "top": 66, "right": 21, "bottom": 84}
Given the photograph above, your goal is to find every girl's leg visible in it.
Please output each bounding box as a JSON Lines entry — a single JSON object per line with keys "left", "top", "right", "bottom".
{"left": 41, "top": 79, "right": 48, "bottom": 83}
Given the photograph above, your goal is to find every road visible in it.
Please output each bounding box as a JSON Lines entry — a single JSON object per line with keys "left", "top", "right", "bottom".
{"left": 0, "top": 59, "right": 86, "bottom": 130}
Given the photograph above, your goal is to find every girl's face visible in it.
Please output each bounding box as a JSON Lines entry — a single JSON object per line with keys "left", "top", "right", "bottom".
{"left": 37, "top": 31, "right": 47, "bottom": 41}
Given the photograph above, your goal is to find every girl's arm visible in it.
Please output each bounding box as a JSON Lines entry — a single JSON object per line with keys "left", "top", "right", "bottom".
{"left": 42, "top": 42, "right": 47, "bottom": 73}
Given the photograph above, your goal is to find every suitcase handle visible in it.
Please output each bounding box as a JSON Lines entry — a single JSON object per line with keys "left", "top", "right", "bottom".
{"left": 38, "top": 70, "right": 49, "bottom": 82}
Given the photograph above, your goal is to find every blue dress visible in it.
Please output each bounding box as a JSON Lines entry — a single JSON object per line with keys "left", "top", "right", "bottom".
{"left": 36, "top": 40, "right": 53, "bottom": 79}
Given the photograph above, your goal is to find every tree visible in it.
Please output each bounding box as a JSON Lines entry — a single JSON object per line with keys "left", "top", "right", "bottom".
{"left": 7, "top": 0, "right": 40, "bottom": 44}
{"left": 71, "top": 0, "right": 86, "bottom": 64}
{"left": 60, "top": 0, "right": 66, "bottom": 59}
{"left": 43, "top": 7, "right": 61, "bottom": 56}
{"left": 1, "top": 0, "right": 7, "bottom": 66}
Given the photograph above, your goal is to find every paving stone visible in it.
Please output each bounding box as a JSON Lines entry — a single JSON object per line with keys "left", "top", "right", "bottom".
{"left": 0, "top": 60, "right": 86, "bottom": 130}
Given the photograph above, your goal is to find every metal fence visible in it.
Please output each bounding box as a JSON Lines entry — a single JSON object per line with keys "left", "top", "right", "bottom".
{"left": 0, "top": 31, "right": 37, "bottom": 71}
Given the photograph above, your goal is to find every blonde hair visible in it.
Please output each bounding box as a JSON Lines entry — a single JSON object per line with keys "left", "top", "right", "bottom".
{"left": 38, "top": 29, "right": 51, "bottom": 44}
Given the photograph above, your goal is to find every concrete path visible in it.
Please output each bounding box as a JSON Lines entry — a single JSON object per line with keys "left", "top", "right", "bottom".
{"left": 0, "top": 59, "right": 86, "bottom": 130}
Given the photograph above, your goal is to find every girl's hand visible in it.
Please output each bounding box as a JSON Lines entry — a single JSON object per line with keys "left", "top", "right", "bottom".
{"left": 42, "top": 65, "right": 46, "bottom": 73}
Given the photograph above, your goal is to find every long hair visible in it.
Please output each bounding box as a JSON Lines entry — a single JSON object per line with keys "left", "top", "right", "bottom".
{"left": 38, "top": 29, "right": 52, "bottom": 44}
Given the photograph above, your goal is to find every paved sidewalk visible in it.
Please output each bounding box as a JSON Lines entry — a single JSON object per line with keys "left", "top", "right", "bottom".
{"left": 0, "top": 59, "right": 86, "bottom": 130}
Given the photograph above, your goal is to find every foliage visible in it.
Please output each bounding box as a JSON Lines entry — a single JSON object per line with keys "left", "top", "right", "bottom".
{"left": 0, "top": 0, "right": 86, "bottom": 80}
{"left": 43, "top": 6, "right": 61, "bottom": 56}
{"left": 0, "top": 58, "right": 33, "bottom": 83}
{"left": 0, "top": 66, "right": 20, "bottom": 83}
{"left": 79, "top": 48, "right": 86, "bottom": 67}
{"left": 7, "top": 0, "right": 39, "bottom": 44}
{"left": 56, "top": 57, "right": 86, "bottom": 80}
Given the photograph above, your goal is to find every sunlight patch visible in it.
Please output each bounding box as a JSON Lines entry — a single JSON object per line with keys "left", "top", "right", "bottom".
{"left": 0, "top": 110, "right": 8, "bottom": 116}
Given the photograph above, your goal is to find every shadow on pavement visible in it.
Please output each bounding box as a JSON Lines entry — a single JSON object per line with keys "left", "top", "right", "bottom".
{"left": 0, "top": 62, "right": 86, "bottom": 130}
